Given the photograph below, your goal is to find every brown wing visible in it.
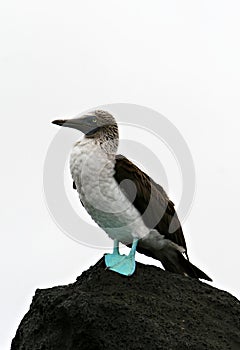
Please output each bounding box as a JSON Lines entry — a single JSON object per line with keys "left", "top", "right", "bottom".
{"left": 114, "top": 155, "right": 188, "bottom": 256}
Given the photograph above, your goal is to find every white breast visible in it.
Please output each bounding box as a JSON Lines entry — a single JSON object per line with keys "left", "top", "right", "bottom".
{"left": 70, "top": 138, "right": 150, "bottom": 244}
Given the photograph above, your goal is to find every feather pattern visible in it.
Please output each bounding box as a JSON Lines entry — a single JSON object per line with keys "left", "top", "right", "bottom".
{"left": 114, "top": 154, "right": 189, "bottom": 258}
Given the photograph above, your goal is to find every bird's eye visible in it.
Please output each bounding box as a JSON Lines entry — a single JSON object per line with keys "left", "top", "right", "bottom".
{"left": 92, "top": 118, "right": 97, "bottom": 123}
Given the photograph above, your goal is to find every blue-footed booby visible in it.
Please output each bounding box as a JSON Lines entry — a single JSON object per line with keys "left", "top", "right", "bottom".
{"left": 52, "top": 110, "right": 212, "bottom": 281}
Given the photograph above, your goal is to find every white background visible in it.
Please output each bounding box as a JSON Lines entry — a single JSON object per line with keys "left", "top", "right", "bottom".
{"left": 1, "top": 1, "right": 240, "bottom": 349}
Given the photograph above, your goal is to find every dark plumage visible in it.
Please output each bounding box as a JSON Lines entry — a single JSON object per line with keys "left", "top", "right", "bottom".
{"left": 114, "top": 155, "right": 211, "bottom": 280}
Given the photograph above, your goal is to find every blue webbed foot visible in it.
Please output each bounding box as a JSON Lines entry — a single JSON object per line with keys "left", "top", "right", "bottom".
{"left": 105, "top": 253, "right": 136, "bottom": 276}
{"left": 105, "top": 238, "right": 138, "bottom": 276}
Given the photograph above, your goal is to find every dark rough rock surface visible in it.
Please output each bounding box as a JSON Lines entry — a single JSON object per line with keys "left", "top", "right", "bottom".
{"left": 11, "top": 257, "right": 240, "bottom": 350}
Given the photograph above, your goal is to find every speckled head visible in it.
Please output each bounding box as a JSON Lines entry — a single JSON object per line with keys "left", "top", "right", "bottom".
{"left": 52, "top": 110, "right": 119, "bottom": 153}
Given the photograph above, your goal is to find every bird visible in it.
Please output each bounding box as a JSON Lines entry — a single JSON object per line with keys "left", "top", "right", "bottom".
{"left": 52, "top": 110, "right": 212, "bottom": 281}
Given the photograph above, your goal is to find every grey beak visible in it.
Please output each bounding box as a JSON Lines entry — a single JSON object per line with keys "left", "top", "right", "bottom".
{"left": 52, "top": 116, "right": 99, "bottom": 135}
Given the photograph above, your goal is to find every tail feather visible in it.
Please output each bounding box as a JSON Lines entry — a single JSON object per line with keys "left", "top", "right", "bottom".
{"left": 137, "top": 234, "right": 212, "bottom": 281}
{"left": 161, "top": 250, "right": 212, "bottom": 281}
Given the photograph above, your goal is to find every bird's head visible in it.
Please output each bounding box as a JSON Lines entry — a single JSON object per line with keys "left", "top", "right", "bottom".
{"left": 52, "top": 110, "right": 119, "bottom": 153}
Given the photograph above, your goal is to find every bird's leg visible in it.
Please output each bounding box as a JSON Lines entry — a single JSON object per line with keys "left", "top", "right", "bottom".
{"left": 105, "top": 238, "right": 138, "bottom": 276}
{"left": 113, "top": 239, "right": 119, "bottom": 255}
{"left": 129, "top": 238, "right": 138, "bottom": 258}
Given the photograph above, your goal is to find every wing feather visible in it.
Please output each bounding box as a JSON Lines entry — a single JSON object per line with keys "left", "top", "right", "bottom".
{"left": 114, "top": 155, "right": 188, "bottom": 255}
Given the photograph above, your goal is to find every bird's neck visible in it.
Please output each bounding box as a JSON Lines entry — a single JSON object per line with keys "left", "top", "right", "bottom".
{"left": 84, "top": 128, "right": 119, "bottom": 155}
